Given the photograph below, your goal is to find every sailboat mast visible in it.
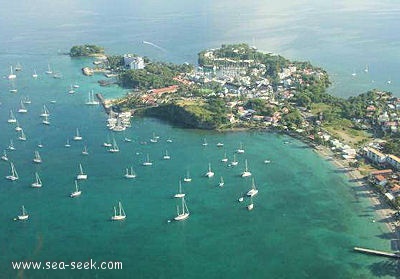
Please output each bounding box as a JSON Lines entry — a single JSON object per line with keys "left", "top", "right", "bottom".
{"left": 181, "top": 198, "right": 185, "bottom": 215}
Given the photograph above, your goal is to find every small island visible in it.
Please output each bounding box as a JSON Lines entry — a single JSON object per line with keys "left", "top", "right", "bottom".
{"left": 70, "top": 44, "right": 105, "bottom": 57}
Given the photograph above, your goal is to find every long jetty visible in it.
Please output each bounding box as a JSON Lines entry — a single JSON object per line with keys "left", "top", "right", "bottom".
{"left": 354, "top": 247, "right": 400, "bottom": 259}
{"left": 96, "top": 93, "right": 111, "bottom": 114}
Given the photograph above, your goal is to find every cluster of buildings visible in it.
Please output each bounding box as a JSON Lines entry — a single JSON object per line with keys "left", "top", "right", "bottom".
{"left": 364, "top": 146, "right": 400, "bottom": 170}
{"left": 364, "top": 146, "right": 400, "bottom": 202}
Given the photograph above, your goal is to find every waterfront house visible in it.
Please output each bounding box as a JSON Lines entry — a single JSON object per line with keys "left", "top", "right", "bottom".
{"left": 386, "top": 154, "right": 400, "bottom": 170}
{"left": 374, "top": 175, "right": 388, "bottom": 186}
{"left": 364, "top": 147, "right": 387, "bottom": 165}
{"left": 124, "top": 54, "right": 145, "bottom": 70}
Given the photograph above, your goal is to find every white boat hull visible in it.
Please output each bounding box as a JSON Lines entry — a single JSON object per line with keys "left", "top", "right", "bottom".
{"left": 6, "top": 175, "right": 18, "bottom": 181}
{"left": 111, "top": 215, "right": 126, "bottom": 221}
{"left": 18, "top": 215, "right": 29, "bottom": 220}
{"left": 205, "top": 172, "right": 214, "bottom": 178}
{"left": 70, "top": 191, "right": 82, "bottom": 197}
{"left": 174, "top": 213, "right": 189, "bottom": 221}
{"left": 77, "top": 174, "right": 87, "bottom": 180}
{"left": 246, "top": 189, "right": 258, "bottom": 197}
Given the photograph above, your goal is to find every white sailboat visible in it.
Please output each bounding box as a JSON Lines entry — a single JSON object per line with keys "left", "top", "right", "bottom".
{"left": 73, "top": 128, "right": 82, "bottom": 141}
{"left": 163, "top": 150, "right": 170, "bottom": 160}
{"left": 241, "top": 159, "right": 252, "bottom": 177}
{"left": 68, "top": 85, "right": 75, "bottom": 94}
{"left": 8, "top": 139, "right": 16, "bottom": 151}
{"left": 218, "top": 176, "right": 224, "bottom": 187}
{"left": 9, "top": 85, "right": 18, "bottom": 93}
{"left": 42, "top": 114, "right": 50, "bottom": 125}
{"left": 246, "top": 178, "right": 258, "bottom": 197}
{"left": 217, "top": 142, "right": 224, "bottom": 147}
{"left": 33, "top": 150, "right": 42, "bottom": 163}
{"left": 142, "top": 154, "right": 153, "bottom": 166}
{"left": 247, "top": 196, "right": 254, "bottom": 211}
{"left": 174, "top": 181, "right": 185, "bottom": 198}
{"left": 149, "top": 132, "right": 158, "bottom": 143}
{"left": 65, "top": 139, "right": 71, "bottom": 148}
{"left": 103, "top": 134, "right": 112, "bottom": 147}
{"left": 174, "top": 197, "right": 189, "bottom": 221}
{"left": 18, "top": 100, "right": 28, "bottom": 113}
{"left": 70, "top": 180, "right": 82, "bottom": 197}
{"left": 202, "top": 138, "right": 208, "bottom": 146}
{"left": 8, "top": 66, "right": 16, "bottom": 79}
{"left": 124, "top": 132, "right": 132, "bottom": 142}
{"left": 45, "top": 64, "right": 53, "bottom": 75}
{"left": 166, "top": 138, "right": 173, "bottom": 143}
{"left": 205, "top": 163, "right": 214, "bottom": 178}
{"left": 7, "top": 110, "right": 17, "bottom": 123}
{"left": 18, "top": 129, "right": 27, "bottom": 141}
{"left": 364, "top": 65, "right": 369, "bottom": 73}
{"left": 124, "top": 167, "right": 136, "bottom": 179}
{"left": 183, "top": 170, "right": 192, "bottom": 182}
{"left": 108, "top": 137, "right": 119, "bottom": 153}
{"left": 31, "top": 172, "right": 42, "bottom": 188}
{"left": 15, "top": 62, "right": 22, "bottom": 71}
{"left": 32, "top": 69, "right": 38, "bottom": 78}
{"left": 236, "top": 142, "right": 245, "bottom": 154}
{"left": 40, "top": 105, "right": 50, "bottom": 117}
{"left": 23, "top": 96, "right": 31, "bottom": 104}
{"left": 76, "top": 163, "right": 87, "bottom": 180}
{"left": 85, "top": 90, "right": 99, "bottom": 105}
{"left": 82, "top": 145, "right": 89, "bottom": 155}
{"left": 6, "top": 162, "right": 18, "bottom": 181}
{"left": 111, "top": 201, "right": 126, "bottom": 221}
{"left": 15, "top": 120, "right": 22, "bottom": 131}
{"left": 238, "top": 194, "right": 244, "bottom": 203}
{"left": 221, "top": 152, "right": 228, "bottom": 162}
{"left": 1, "top": 150, "right": 8, "bottom": 161}
{"left": 17, "top": 206, "right": 29, "bottom": 221}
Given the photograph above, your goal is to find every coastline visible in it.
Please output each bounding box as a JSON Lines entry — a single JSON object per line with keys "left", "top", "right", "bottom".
{"left": 313, "top": 144, "right": 400, "bottom": 251}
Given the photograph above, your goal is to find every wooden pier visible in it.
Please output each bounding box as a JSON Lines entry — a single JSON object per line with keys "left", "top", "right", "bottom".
{"left": 354, "top": 247, "right": 400, "bottom": 259}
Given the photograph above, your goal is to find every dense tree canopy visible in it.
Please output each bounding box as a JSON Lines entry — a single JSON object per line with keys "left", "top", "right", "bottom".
{"left": 70, "top": 45, "right": 104, "bottom": 57}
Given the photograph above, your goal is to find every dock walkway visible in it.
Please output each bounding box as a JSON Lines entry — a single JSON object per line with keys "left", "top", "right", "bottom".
{"left": 354, "top": 247, "right": 400, "bottom": 259}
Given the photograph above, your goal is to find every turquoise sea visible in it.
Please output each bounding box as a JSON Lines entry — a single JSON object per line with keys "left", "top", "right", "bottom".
{"left": 1, "top": 1, "right": 399, "bottom": 278}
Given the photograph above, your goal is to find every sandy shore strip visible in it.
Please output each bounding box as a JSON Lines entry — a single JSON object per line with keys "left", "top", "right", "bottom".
{"left": 313, "top": 145, "right": 400, "bottom": 251}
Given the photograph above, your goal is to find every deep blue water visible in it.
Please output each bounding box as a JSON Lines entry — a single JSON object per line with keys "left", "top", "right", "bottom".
{"left": 0, "top": 1, "right": 399, "bottom": 278}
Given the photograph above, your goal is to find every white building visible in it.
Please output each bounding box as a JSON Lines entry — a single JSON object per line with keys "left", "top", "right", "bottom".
{"left": 124, "top": 54, "right": 145, "bottom": 70}
{"left": 364, "top": 147, "right": 386, "bottom": 164}
{"left": 386, "top": 154, "right": 400, "bottom": 170}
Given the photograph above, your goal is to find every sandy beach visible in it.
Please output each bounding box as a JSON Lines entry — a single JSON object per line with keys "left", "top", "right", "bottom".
{"left": 314, "top": 145, "right": 400, "bottom": 251}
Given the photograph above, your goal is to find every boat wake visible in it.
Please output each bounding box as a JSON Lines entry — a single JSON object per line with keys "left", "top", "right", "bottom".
{"left": 142, "top": 41, "right": 167, "bottom": 52}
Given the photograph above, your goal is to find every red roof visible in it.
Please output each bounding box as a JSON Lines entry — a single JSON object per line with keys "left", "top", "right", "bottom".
{"left": 149, "top": 85, "right": 178, "bottom": 95}
{"left": 370, "top": 169, "right": 393, "bottom": 176}
{"left": 375, "top": 175, "right": 386, "bottom": 182}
